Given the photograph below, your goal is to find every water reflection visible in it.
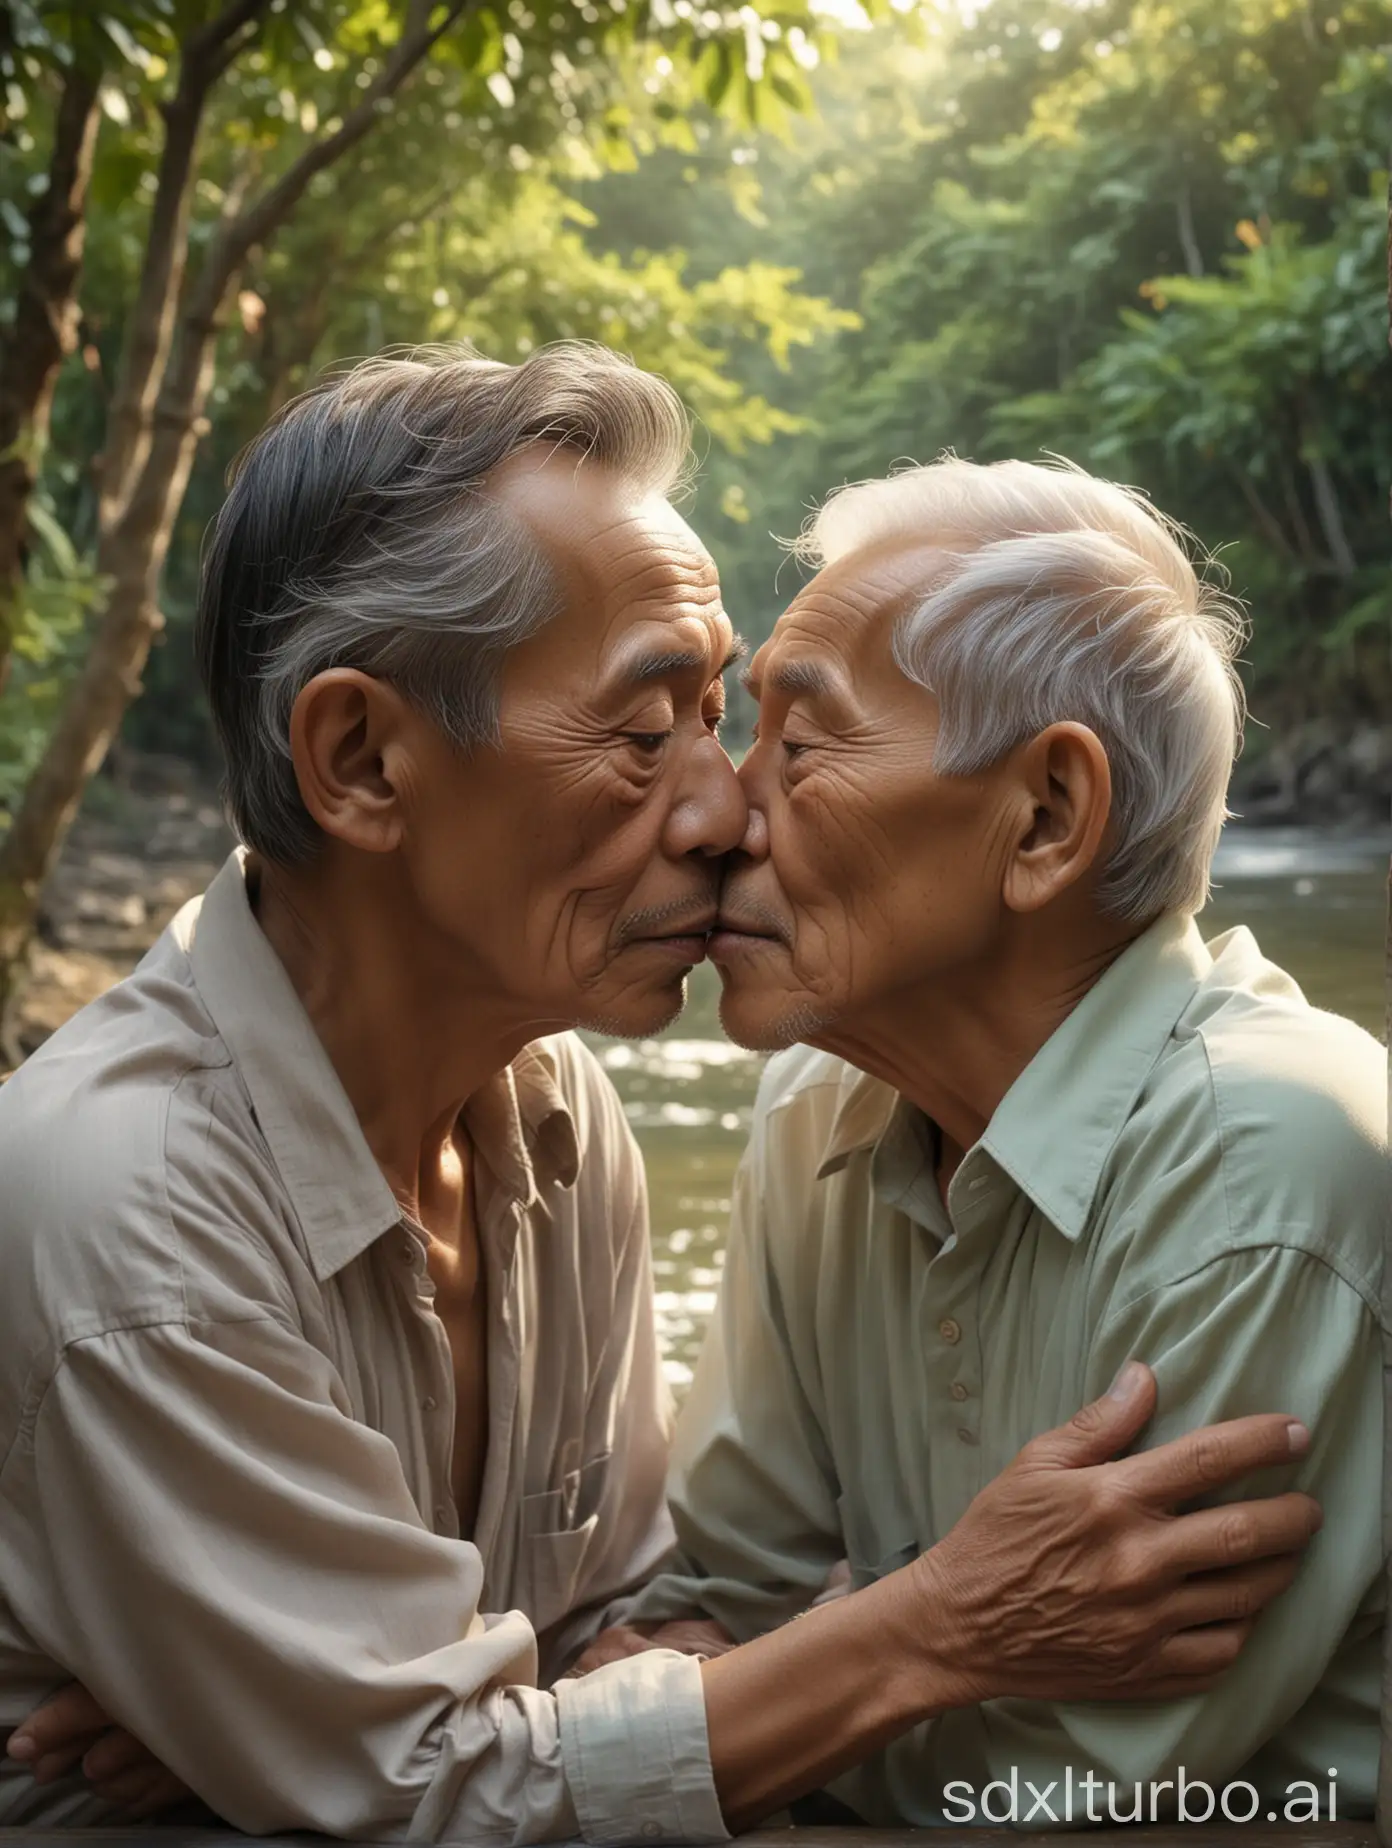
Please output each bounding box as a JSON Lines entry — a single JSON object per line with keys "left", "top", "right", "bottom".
{"left": 584, "top": 827, "right": 1388, "bottom": 1390}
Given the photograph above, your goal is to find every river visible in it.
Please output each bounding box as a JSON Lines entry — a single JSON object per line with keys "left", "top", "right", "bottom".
{"left": 583, "top": 826, "right": 1389, "bottom": 1389}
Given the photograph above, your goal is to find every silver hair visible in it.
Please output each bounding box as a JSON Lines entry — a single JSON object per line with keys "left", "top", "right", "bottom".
{"left": 798, "top": 455, "right": 1248, "bottom": 922}
{"left": 196, "top": 341, "right": 694, "bottom": 864}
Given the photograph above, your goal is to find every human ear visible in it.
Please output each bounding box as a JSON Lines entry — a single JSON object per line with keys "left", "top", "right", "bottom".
{"left": 1001, "top": 722, "right": 1113, "bottom": 914}
{"left": 287, "top": 669, "right": 414, "bottom": 855}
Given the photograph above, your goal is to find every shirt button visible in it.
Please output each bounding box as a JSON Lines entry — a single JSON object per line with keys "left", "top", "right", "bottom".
{"left": 401, "top": 1241, "right": 416, "bottom": 1263}
{"left": 949, "top": 1382, "right": 969, "bottom": 1402}
{"left": 434, "top": 1503, "right": 451, "bottom": 1527}
{"left": 938, "top": 1317, "right": 961, "bottom": 1345}
{"left": 641, "top": 1825, "right": 663, "bottom": 1840}
{"left": 956, "top": 1426, "right": 977, "bottom": 1445}
{"left": 422, "top": 1396, "right": 437, "bottom": 1412}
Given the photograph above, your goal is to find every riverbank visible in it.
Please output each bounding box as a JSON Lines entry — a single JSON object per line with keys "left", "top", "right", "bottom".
{"left": 1, "top": 758, "right": 233, "bottom": 1072}
{"left": 1229, "top": 719, "right": 1392, "bottom": 828}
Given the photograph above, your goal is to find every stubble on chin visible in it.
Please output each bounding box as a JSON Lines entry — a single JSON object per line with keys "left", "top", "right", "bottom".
{"left": 573, "top": 973, "right": 691, "bottom": 1044}
{"left": 720, "top": 988, "right": 833, "bottom": 1054}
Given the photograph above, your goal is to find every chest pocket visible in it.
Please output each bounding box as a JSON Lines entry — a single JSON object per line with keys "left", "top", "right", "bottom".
{"left": 835, "top": 1489, "right": 918, "bottom": 1592}
{"left": 519, "top": 1451, "right": 611, "bottom": 1633}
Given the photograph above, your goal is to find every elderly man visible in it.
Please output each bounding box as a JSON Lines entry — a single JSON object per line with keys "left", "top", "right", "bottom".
{"left": 0, "top": 349, "right": 1323, "bottom": 1837}
{"left": 612, "top": 457, "right": 1387, "bottom": 1823}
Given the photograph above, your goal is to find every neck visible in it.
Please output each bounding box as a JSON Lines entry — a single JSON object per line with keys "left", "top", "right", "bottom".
{"left": 813, "top": 908, "right": 1143, "bottom": 1172}
{"left": 250, "top": 851, "right": 557, "bottom": 1222}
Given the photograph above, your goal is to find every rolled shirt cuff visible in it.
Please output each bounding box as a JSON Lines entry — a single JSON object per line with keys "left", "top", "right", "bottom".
{"left": 557, "top": 1649, "right": 729, "bottom": 1845}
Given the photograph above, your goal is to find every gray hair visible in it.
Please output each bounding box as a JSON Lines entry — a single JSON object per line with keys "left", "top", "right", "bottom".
{"left": 196, "top": 341, "right": 693, "bottom": 863}
{"left": 800, "top": 456, "right": 1248, "bottom": 921}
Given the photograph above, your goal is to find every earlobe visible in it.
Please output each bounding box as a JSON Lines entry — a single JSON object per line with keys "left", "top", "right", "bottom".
{"left": 289, "top": 669, "right": 407, "bottom": 855}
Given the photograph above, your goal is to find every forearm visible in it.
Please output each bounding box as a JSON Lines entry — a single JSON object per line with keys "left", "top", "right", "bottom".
{"left": 701, "top": 1562, "right": 969, "bottom": 1831}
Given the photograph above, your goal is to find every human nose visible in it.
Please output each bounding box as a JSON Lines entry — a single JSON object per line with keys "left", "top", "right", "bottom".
{"left": 666, "top": 732, "right": 749, "bottom": 858}
{"left": 732, "top": 738, "right": 771, "bottom": 861}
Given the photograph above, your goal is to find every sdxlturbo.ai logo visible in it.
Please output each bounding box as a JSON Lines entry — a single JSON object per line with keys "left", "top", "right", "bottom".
{"left": 941, "top": 1766, "right": 1340, "bottom": 1825}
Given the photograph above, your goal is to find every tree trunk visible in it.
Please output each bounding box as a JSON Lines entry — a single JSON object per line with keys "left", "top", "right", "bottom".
{"left": 0, "top": 0, "right": 470, "bottom": 1020}
{"left": 0, "top": 300, "right": 220, "bottom": 1012}
{"left": 1174, "top": 180, "right": 1204, "bottom": 280}
{"left": 97, "top": 0, "right": 274, "bottom": 527}
{"left": 1306, "top": 451, "right": 1357, "bottom": 578}
{"left": 0, "top": 57, "right": 102, "bottom": 687}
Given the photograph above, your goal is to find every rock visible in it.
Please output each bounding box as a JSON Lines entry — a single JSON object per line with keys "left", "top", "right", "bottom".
{"left": 1231, "top": 720, "right": 1392, "bottom": 826}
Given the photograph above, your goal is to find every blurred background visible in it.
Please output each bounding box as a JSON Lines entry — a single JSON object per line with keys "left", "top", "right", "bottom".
{"left": 0, "top": 0, "right": 1387, "bottom": 1384}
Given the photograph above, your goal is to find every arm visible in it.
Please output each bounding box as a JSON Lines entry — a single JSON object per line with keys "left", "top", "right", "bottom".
{"left": 1, "top": 1314, "right": 718, "bottom": 1843}
{"left": 974, "top": 1244, "right": 1382, "bottom": 1796}
{"left": 7, "top": 1333, "right": 1320, "bottom": 1838}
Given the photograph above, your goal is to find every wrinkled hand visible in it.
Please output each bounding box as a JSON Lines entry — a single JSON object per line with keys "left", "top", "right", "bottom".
{"left": 913, "top": 1360, "right": 1322, "bottom": 1707}
{"left": 566, "top": 1617, "right": 738, "bottom": 1677}
{"left": 5, "top": 1683, "right": 192, "bottom": 1820}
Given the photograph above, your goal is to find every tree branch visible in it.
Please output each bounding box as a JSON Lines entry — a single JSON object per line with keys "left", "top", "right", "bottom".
{"left": 0, "top": 53, "right": 102, "bottom": 672}
{"left": 186, "top": 0, "right": 472, "bottom": 325}
{"left": 184, "top": 0, "right": 273, "bottom": 72}
{"left": 98, "top": 0, "right": 275, "bottom": 523}
{"left": 1175, "top": 180, "right": 1203, "bottom": 280}
{"left": 0, "top": 56, "right": 102, "bottom": 456}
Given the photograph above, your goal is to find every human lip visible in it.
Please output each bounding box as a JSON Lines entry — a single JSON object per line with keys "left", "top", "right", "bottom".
{"left": 707, "top": 919, "right": 786, "bottom": 958}
{"left": 625, "top": 916, "right": 718, "bottom": 961}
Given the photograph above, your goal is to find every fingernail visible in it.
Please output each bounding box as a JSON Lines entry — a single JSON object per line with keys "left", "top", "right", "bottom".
{"left": 1106, "top": 1360, "right": 1145, "bottom": 1401}
{"left": 6, "top": 1735, "right": 35, "bottom": 1763}
{"left": 1286, "top": 1421, "right": 1309, "bottom": 1456}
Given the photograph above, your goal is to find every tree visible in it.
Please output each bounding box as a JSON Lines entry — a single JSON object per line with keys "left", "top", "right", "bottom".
{"left": 0, "top": 0, "right": 838, "bottom": 1016}
{"left": 0, "top": 7, "right": 154, "bottom": 681}
{"left": 592, "top": 0, "right": 1392, "bottom": 740}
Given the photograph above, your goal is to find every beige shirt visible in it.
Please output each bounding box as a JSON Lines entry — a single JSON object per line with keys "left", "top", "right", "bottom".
{"left": 634, "top": 914, "right": 1386, "bottom": 1823}
{"left": 0, "top": 851, "right": 724, "bottom": 1843}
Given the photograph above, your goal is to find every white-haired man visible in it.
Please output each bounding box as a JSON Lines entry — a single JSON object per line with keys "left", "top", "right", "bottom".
{"left": 0, "top": 355, "right": 1322, "bottom": 1837}
{"left": 607, "top": 458, "right": 1386, "bottom": 1822}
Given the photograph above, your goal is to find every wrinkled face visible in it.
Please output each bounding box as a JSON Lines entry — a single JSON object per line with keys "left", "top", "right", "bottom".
{"left": 402, "top": 452, "right": 745, "bottom": 1038}
{"left": 712, "top": 538, "right": 1017, "bottom": 1051}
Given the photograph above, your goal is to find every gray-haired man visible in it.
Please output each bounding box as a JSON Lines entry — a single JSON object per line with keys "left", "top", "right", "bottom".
{"left": 609, "top": 458, "right": 1386, "bottom": 1821}
{"left": 0, "top": 349, "right": 1321, "bottom": 1839}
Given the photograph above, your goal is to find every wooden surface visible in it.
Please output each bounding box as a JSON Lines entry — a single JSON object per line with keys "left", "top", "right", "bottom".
{"left": 0, "top": 1828, "right": 1379, "bottom": 1846}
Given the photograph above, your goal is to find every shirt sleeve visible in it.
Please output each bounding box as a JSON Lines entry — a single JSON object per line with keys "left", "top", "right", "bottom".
{"left": 954, "top": 1241, "right": 1384, "bottom": 1805}
{"left": 6, "top": 1313, "right": 726, "bottom": 1844}
{"left": 626, "top": 1144, "right": 846, "bottom": 1637}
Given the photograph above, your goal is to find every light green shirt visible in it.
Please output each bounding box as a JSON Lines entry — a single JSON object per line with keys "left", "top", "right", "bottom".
{"left": 634, "top": 914, "right": 1386, "bottom": 1823}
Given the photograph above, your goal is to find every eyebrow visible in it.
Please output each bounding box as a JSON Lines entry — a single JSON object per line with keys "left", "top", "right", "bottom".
{"left": 619, "top": 637, "right": 748, "bottom": 687}
{"left": 740, "top": 657, "right": 834, "bottom": 699}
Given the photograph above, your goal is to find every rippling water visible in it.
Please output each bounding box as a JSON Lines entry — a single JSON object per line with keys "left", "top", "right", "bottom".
{"left": 584, "top": 827, "right": 1389, "bottom": 1388}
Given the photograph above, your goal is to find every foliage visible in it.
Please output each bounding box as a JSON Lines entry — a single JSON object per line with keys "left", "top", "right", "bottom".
{"left": 581, "top": 0, "right": 1392, "bottom": 745}
{"left": 6, "top": 0, "right": 1390, "bottom": 780}
{"left": 0, "top": 487, "right": 104, "bottom": 808}
{"left": 0, "top": 0, "right": 857, "bottom": 790}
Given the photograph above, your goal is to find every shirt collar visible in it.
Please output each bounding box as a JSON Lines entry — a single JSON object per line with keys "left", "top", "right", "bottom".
{"left": 180, "top": 850, "right": 578, "bottom": 1282}
{"left": 816, "top": 1066, "right": 900, "bottom": 1180}
{"left": 976, "top": 909, "right": 1212, "bottom": 1241}
{"left": 813, "top": 910, "right": 1212, "bottom": 1241}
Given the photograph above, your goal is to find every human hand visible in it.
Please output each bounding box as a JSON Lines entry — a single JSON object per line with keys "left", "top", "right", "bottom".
{"left": 5, "top": 1682, "right": 192, "bottom": 1819}
{"left": 908, "top": 1360, "right": 1321, "bottom": 1706}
